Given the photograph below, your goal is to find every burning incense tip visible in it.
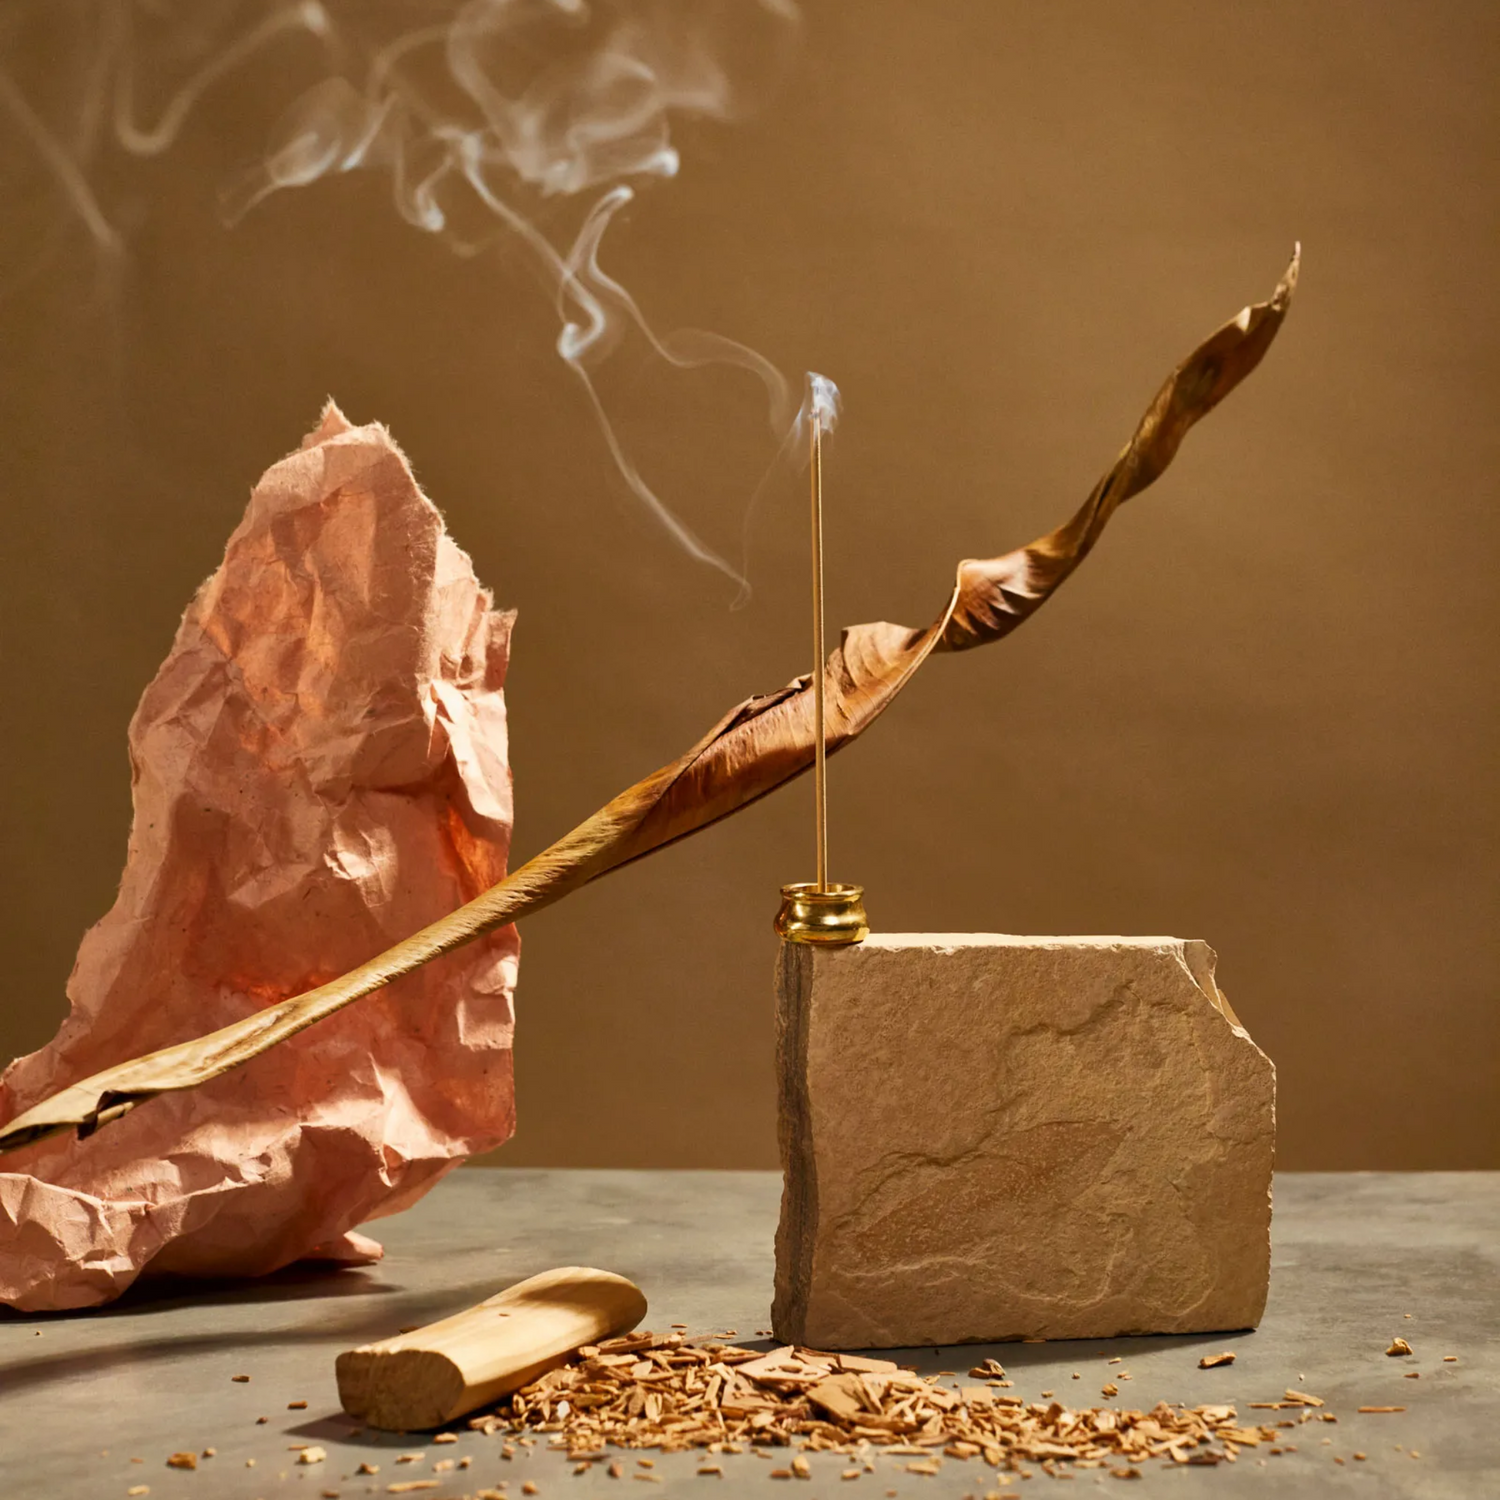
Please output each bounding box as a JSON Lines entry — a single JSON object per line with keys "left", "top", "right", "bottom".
{"left": 807, "top": 372, "right": 842, "bottom": 435}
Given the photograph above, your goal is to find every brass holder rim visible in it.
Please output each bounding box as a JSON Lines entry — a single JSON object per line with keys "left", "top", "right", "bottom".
{"left": 775, "top": 881, "right": 869, "bottom": 947}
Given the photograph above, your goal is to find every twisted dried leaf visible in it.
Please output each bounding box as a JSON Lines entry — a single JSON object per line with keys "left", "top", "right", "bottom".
{"left": 0, "top": 250, "right": 1298, "bottom": 1155}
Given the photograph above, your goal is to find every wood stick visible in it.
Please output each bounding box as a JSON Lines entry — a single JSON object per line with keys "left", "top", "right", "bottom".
{"left": 335, "top": 1265, "right": 647, "bottom": 1431}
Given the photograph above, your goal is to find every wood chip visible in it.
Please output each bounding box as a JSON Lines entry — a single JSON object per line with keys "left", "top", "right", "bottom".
{"left": 1199, "top": 1353, "right": 1236, "bottom": 1368}
{"left": 165, "top": 1453, "right": 197, "bottom": 1470}
{"left": 386, "top": 1486, "right": 440, "bottom": 1496}
{"left": 357, "top": 1463, "right": 380, "bottom": 1475}
{"left": 1386, "top": 1338, "right": 1414, "bottom": 1356}
{"left": 1358, "top": 1407, "right": 1406, "bottom": 1414}
{"left": 231, "top": 1374, "right": 250, "bottom": 1382}
{"left": 297, "top": 1447, "right": 327, "bottom": 1465}
{"left": 288, "top": 1399, "right": 309, "bottom": 1410}
{"left": 1283, "top": 1389, "right": 1324, "bottom": 1407}
{"left": 434, "top": 1432, "right": 459, "bottom": 1444}
{"left": 450, "top": 1325, "right": 1295, "bottom": 1478}
{"left": 128, "top": 1489, "right": 150, "bottom": 1497}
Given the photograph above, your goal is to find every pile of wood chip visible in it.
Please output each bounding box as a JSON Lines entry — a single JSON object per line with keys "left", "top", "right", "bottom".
{"left": 469, "top": 1331, "right": 1315, "bottom": 1478}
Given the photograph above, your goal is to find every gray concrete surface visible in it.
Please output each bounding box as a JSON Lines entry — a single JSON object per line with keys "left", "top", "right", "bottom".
{"left": 0, "top": 1171, "right": 1495, "bottom": 1498}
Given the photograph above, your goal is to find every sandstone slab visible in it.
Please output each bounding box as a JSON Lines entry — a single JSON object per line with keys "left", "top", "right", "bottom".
{"left": 773, "top": 934, "right": 1275, "bottom": 1348}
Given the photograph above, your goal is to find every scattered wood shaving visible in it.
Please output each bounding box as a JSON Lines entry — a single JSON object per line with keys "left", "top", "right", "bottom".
{"left": 463, "top": 1327, "right": 1299, "bottom": 1474}
{"left": 165, "top": 1453, "right": 197, "bottom": 1470}
{"left": 386, "top": 1485, "right": 439, "bottom": 1496}
{"left": 1358, "top": 1407, "right": 1406, "bottom": 1414}
{"left": 297, "top": 1447, "right": 327, "bottom": 1465}
{"left": 1386, "top": 1338, "right": 1414, "bottom": 1356}
{"left": 1198, "top": 1353, "right": 1236, "bottom": 1369}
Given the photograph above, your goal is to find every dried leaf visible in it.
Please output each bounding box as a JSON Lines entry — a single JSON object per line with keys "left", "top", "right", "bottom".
{"left": 0, "top": 251, "right": 1297, "bottom": 1154}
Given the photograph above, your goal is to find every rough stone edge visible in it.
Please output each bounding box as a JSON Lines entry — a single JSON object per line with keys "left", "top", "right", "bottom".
{"left": 771, "top": 941, "right": 815, "bottom": 1343}
{"left": 775, "top": 934, "right": 1277, "bottom": 1345}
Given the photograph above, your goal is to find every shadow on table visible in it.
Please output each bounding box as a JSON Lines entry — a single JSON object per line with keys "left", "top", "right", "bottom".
{"left": 0, "top": 1268, "right": 546, "bottom": 1398}
{"left": 887, "top": 1331, "right": 1252, "bottom": 1376}
{"left": 0, "top": 1259, "right": 387, "bottom": 1323}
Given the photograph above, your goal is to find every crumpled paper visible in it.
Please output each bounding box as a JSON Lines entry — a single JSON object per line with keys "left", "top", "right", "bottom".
{"left": 0, "top": 403, "right": 519, "bottom": 1311}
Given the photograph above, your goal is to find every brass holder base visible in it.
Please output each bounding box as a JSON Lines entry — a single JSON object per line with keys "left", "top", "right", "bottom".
{"left": 775, "top": 882, "right": 869, "bottom": 946}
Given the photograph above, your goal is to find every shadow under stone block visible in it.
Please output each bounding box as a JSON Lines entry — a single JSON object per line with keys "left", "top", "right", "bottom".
{"left": 773, "top": 934, "right": 1275, "bottom": 1349}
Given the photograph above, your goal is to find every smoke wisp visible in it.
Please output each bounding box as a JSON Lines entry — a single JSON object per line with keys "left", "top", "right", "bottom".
{"left": 2, "top": 0, "right": 825, "bottom": 595}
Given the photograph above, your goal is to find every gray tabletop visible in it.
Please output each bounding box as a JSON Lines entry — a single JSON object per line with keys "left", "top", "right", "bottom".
{"left": 1, "top": 1171, "right": 1495, "bottom": 1499}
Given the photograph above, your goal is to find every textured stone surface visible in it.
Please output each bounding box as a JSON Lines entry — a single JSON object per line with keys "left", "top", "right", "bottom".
{"left": 773, "top": 934, "right": 1275, "bottom": 1348}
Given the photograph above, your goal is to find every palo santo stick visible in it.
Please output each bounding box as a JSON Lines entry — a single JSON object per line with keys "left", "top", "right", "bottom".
{"left": 336, "top": 1266, "right": 646, "bottom": 1431}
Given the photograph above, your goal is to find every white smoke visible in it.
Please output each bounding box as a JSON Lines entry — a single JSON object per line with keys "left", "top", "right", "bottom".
{"left": 805, "top": 371, "right": 840, "bottom": 434}
{"left": 1, "top": 0, "right": 827, "bottom": 594}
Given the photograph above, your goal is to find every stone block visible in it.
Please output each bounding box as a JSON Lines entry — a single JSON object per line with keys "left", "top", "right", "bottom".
{"left": 773, "top": 935, "right": 1275, "bottom": 1349}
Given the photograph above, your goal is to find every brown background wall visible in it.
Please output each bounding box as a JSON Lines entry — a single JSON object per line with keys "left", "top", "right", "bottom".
{"left": 1, "top": 1, "right": 1495, "bottom": 1170}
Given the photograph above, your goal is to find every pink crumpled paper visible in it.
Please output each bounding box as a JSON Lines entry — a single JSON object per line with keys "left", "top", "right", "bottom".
{"left": 0, "top": 403, "right": 520, "bottom": 1311}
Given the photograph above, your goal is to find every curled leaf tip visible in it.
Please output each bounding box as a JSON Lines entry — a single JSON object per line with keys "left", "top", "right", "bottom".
{"left": 1276, "top": 243, "right": 1301, "bottom": 305}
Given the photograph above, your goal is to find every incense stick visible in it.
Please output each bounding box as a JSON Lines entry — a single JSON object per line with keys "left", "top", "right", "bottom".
{"left": 810, "top": 410, "right": 828, "bottom": 893}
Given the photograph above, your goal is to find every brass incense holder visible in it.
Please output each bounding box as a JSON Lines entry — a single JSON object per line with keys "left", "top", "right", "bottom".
{"left": 775, "top": 882, "right": 869, "bottom": 946}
